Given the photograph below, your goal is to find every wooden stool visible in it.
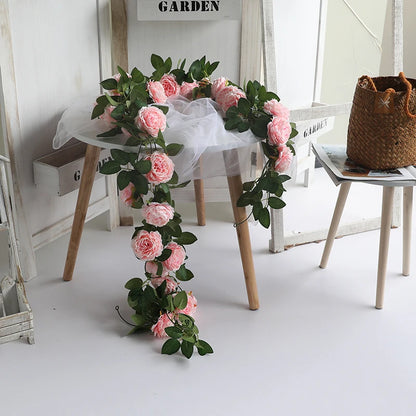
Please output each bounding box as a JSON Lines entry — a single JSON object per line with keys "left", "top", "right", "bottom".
{"left": 62, "top": 143, "right": 259, "bottom": 310}
{"left": 320, "top": 182, "right": 413, "bottom": 309}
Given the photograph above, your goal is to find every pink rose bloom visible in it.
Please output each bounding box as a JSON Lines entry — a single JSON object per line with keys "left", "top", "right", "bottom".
{"left": 274, "top": 145, "right": 293, "bottom": 173}
{"left": 147, "top": 80, "right": 168, "bottom": 104}
{"left": 180, "top": 81, "right": 199, "bottom": 100}
{"left": 143, "top": 202, "right": 174, "bottom": 227}
{"left": 267, "top": 117, "right": 291, "bottom": 145}
{"left": 211, "top": 77, "right": 227, "bottom": 99}
{"left": 145, "top": 152, "right": 175, "bottom": 184}
{"left": 151, "top": 276, "right": 177, "bottom": 294}
{"left": 135, "top": 106, "right": 166, "bottom": 137}
{"left": 99, "top": 105, "right": 116, "bottom": 126}
{"left": 163, "top": 241, "right": 186, "bottom": 272}
{"left": 178, "top": 291, "right": 197, "bottom": 316}
{"left": 151, "top": 313, "right": 174, "bottom": 338}
{"left": 263, "top": 99, "right": 290, "bottom": 120}
{"left": 160, "top": 74, "right": 180, "bottom": 98}
{"left": 216, "top": 85, "right": 246, "bottom": 112}
{"left": 145, "top": 261, "right": 169, "bottom": 277}
{"left": 131, "top": 230, "right": 163, "bottom": 261}
{"left": 120, "top": 182, "right": 137, "bottom": 207}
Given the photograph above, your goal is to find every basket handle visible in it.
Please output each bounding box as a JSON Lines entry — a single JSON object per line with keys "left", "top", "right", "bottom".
{"left": 359, "top": 75, "right": 378, "bottom": 91}
{"left": 399, "top": 72, "right": 416, "bottom": 119}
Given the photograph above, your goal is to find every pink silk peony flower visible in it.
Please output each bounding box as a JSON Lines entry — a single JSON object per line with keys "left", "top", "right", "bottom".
{"left": 135, "top": 106, "right": 166, "bottom": 138}
{"left": 131, "top": 230, "right": 163, "bottom": 261}
{"left": 215, "top": 85, "right": 246, "bottom": 112}
{"left": 145, "top": 152, "right": 175, "bottom": 184}
{"left": 178, "top": 291, "right": 197, "bottom": 316}
{"left": 147, "top": 80, "right": 168, "bottom": 104}
{"left": 151, "top": 313, "right": 174, "bottom": 338}
{"left": 145, "top": 261, "right": 169, "bottom": 277}
{"left": 267, "top": 117, "right": 291, "bottom": 146}
{"left": 263, "top": 99, "right": 290, "bottom": 120}
{"left": 160, "top": 74, "right": 180, "bottom": 98}
{"left": 151, "top": 276, "right": 177, "bottom": 294}
{"left": 211, "top": 77, "right": 227, "bottom": 99}
{"left": 274, "top": 145, "right": 293, "bottom": 173}
{"left": 163, "top": 241, "right": 186, "bottom": 272}
{"left": 180, "top": 81, "right": 199, "bottom": 100}
{"left": 99, "top": 105, "right": 116, "bottom": 126}
{"left": 119, "top": 182, "right": 137, "bottom": 207}
{"left": 142, "top": 202, "right": 174, "bottom": 227}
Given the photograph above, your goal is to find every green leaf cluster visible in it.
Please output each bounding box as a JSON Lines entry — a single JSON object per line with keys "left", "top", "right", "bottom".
{"left": 162, "top": 313, "right": 213, "bottom": 359}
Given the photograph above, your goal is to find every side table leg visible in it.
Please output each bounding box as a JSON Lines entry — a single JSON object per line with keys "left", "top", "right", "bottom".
{"left": 63, "top": 144, "right": 101, "bottom": 281}
{"left": 226, "top": 174, "right": 259, "bottom": 310}
{"left": 375, "top": 186, "right": 395, "bottom": 309}
{"left": 402, "top": 186, "right": 413, "bottom": 276}
{"left": 193, "top": 178, "right": 206, "bottom": 226}
{"left": 320, "top": 182, "right": 351, "bottom": 269}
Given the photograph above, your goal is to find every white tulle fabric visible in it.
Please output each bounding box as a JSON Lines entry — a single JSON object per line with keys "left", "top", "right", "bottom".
{"left": 53, "top": 95, "right": 259, "bottom": 182}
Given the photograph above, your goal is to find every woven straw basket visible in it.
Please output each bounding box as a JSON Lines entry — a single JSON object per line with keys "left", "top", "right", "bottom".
{"left": 347, "top": 72, "right": 416, "bottom": 170}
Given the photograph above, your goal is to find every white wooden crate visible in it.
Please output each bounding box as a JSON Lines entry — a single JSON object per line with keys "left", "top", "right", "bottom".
{"left": 0, "top": 157, "right": 34, "bottom": 344}
{"left": 0, "top": 275, "right": 34, "bottom": 345}
{"left": 33, "top": 142, "right": 111, "bottom": 196}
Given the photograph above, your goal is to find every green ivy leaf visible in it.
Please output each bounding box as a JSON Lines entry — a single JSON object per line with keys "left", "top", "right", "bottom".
{"left": 96, "top": 127, "right": 121, "bottom": 137}
{"left": 173, "top": 291, "right": 188, "bottom": 310}
{"left": 134, "top": 159, "right": 152, "bottom": 174}
{"left": 91, "top": 103, "right": 106, "bottom": 120}
{"left": 117, "top": 170, "right": 130, "bottom": 190}
{"left": 165, "top": 326, "right": 183, "bottom": 339}
{"left": 259, "top": 207, "right": 271, "bottom": 228}
{"left": 124, "top": 278, "right": 143, "bottom": 290}
{"left": 161, "top": 338, "right": 181, "bottom": 355}
{"left": 167, "top": 171, "right": 179, "bottom": 185}
{"left": 151, "top": 54, "right": 165, "bottom": 70}
{"left": 196, "top": 340, "right": 214, "bottom": 356}
{"left": 156, "top": 248, "right": 172, "bottom": 262}
{"left": 181, "top": 340, "right": 194, "bottom": 359}
{"left": 252, "top": 201, "right": 263, "bottom": 220}
{"left": 110, "top": 149, "right": 130, "bottom": 165}
{"left": 100, "top": 160, "right": 121, "bottom": 175}
{"left": 131, "top": 67, "right": 145, "bottom": 83}
{"left": 175, "top": 232, "right": 197, "bottom": 245}
{"left": 110, "top": 104, "right": 125, "bottom": 121}
{"left": 166, "top": 143, "right": 184, "bottom": 156}
{"left": 100, "top": 78, "right": 117, "bottom": 91}
{"left": 131, "top": 172, "right": 149, "bottom": 195}
{"left": 224, "top": 116, "right": 241, "bottom": 130}
{"left": 242, "top": 181, "right": 255, "bottom": 192}
{"left": 131, "top": 313, "right": 145, "bottom": 326}
{"left": 237, "top": 98, "right": 251, "bottom": 116}
{"left": 268, "top": 196, "right": 286, "bottom": 209}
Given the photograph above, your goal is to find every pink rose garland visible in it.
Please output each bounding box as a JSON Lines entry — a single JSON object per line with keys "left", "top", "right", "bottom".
{"left": 145, "top": 152, "right": 175, "bottom": 184}
{"left": 263, "top": 99, "right": 290, "bottom": 120}
{"left": 180, "top": 81, "right": 199, "bottom": 100}
{"left": 120, "top": 182, "right": 137, "bottom": 207}
{"left": 160, "top": 74, "right": 180, "bottom": 98}
{"left": 215, "top": 85, "right": 246, "bottom": 112}
{"left": 147, "top": 81, "right": 167, "bottom": 104}
{"left": 145, "top": 261, "right": 169, "bottom": 277}
{"left": 274, "top": 145, "right": 293, "bottom": 173}
{"left": 142, "top": 202, "right": 174, "bottom": 227}
{"left": 267, "top": 117, "right": 291, "bottom": 146}
{"left": 135, "top": 106, "right": 166, "bottom": 137}
{"left": 163, "top": 241, "right": 186, "bottom": 272}
{"left": 131, "top": 230, "right": 163, "bottom": 261}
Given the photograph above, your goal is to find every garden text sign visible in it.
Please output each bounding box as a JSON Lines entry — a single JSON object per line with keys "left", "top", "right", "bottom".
{"left": 137, "top": 0, "right": 241, "bottom": 21}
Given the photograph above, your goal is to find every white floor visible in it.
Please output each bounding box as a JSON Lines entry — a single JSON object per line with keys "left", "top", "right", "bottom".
{"left": 2, "top": 169, "right": 416, "bottom": 416}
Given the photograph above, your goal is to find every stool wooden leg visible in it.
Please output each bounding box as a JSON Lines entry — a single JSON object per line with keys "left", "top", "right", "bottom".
{"left": 227, "top": 174, "right": 259, "bottom": 310}
{"left": 320, "top": 182, "right": 351, "bottom": 269}
{"left": 375, "top": 186, "right": 395, "bottom": 309}
{"left": 193, "top": 179, "right": 206, "bottom": 226}
{"left": 402, "top": 186, "right": 413, "bottom": 276}
{"left": 63, "top": 144, "right": 101, "bottom": 281}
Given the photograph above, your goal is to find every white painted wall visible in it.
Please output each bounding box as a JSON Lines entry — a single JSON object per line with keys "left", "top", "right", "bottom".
{"left": 126, "top": 0, "right": 241, "bottom": 81}
{"left": 4, "top": 0, "right": 107, "bottom": 237}
{"left": 318, "top": 0, "right": 405, "bottom": 145}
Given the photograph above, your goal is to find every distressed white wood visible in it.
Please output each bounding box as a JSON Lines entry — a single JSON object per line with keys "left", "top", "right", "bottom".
{"left": 0, "top": 6, "right": 37, "bottom": 279}
{"left": 402, "top": 186, "right": 412, "bottom": 276}
{"left": 32, "top": 196, "right": 112, "bottom": 250}
{"left": 393, "top": 0, "right": 404, "bottom": 74}
{"left": 1, "top": 0, "right": 118, "bottom": 280}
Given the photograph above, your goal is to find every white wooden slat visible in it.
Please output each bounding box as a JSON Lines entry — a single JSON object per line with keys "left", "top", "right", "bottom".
{"left": 290, "top": 103, "right": 352, "bottom": 123}
{"left": 393, "top": 0, "right": 403, "bottom": 74}
{"left": 0, "top": 18, "right": 37, "bottom": 279}
{"left": 32, "top": 195, "right": 112, "bottom": 250}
